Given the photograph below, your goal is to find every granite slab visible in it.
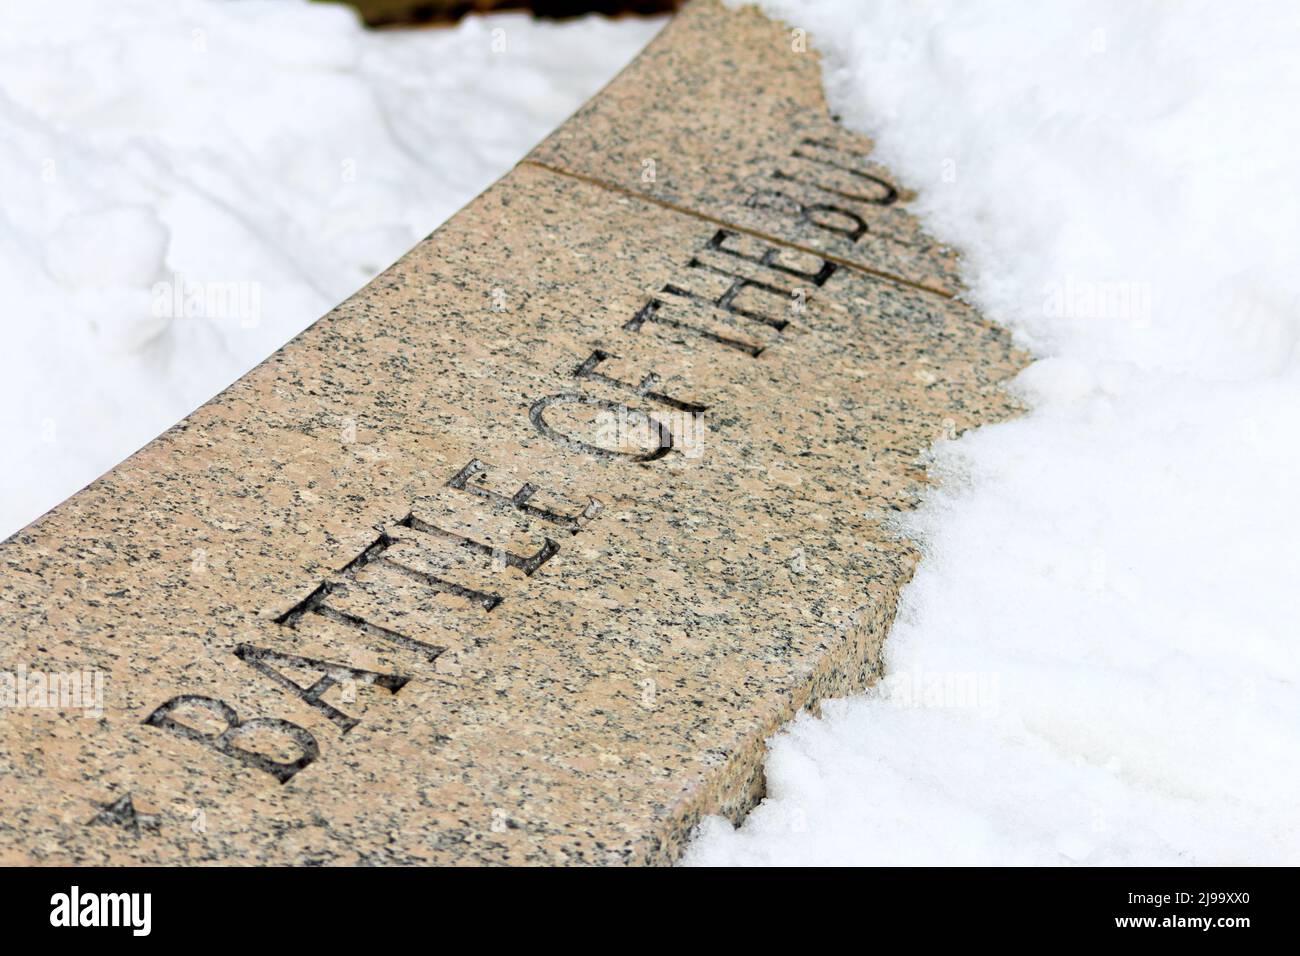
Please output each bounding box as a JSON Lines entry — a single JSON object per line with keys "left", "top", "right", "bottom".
{"left": 0, "top": 0, "right": 1022, "bottom": 865}
{"left": 528, "top": 0, "right": 964, "bottom": 296}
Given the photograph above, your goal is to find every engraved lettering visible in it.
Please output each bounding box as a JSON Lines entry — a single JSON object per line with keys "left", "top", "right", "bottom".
{"left": 788, "top": 137, "right": 899, "bottom": 206}
{"left": 772, "top": 165, "right": 898, "bottom": 207}
{"left": 279, "top": 531, "right": 501, "bottom": 627}
{"left": 233, "top": 643, "right": 410, "bottom": 735}
{"left": 143, "top": 695, "right": 319, "bottom": 784}
{"left": 707, "top": 229, "right": 836, "bottom": 286}
{"left": 663, "top": 273, "right": 789, "bottom": 332}
{"left": 448, "top": 458, "right": 603, "bottom": 534}
{"left": 284, "top": 585, "right": 453, "bottom": 659}
{"left": 623, "top": 230, "right": 836, "bottom": 358}
{"left": 88, "top": 794, "right": 160, "bottom": 833}
{"left": 573, "top": 349, "right": 708, "bottom": 414}
{"left": 530, "top": 392, "right": 674, "bottom": 462}
{"left": 745, "top": 188, "right": 868, "bottom": 241}
{"left": 397, "top": 512, "right": 559, "bottom": 577}
{"left": 368, "top": 558, "right": 503, "bottom": 609}
{"left": 624, "top": 298, "right": 766, "bottom": 357}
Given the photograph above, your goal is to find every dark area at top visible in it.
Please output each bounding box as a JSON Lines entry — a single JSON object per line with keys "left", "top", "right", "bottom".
{"left": 332, "top": 0, "right": 682, "bottom": 27}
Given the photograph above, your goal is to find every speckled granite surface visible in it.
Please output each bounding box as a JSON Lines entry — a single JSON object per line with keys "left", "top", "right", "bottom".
{"left": 0, "top": 0, "right": 1022, "bottom": 865}
{"left": 528, "top": 1, "right": 963, "bottom": 296}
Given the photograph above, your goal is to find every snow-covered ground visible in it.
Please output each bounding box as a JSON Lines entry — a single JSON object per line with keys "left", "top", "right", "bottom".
{"left": 687, "top": 0, "right": 1300, "bottom": 865}
{"left": 0, "top": 0, "right": 661, "bottom": 539}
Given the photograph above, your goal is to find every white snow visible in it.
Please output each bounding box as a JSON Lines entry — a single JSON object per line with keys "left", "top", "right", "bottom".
{"left": 0, "top": 0, "right": 661, "bottom": 539}
{"left": 686, "top": 0, "right": 1300, "bottom": 865}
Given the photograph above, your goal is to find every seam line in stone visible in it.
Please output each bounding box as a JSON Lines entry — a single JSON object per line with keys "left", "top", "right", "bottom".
{"left": 519, "top": 158, "right": 956, "bottom": 301}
